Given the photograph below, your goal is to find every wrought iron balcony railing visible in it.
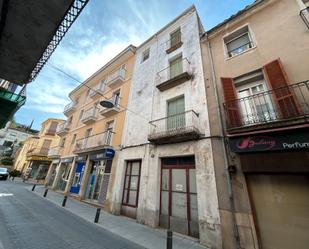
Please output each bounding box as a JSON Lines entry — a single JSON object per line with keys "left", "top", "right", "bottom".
{"left": 64, "top": 101, "right": 76, "bottom": 116}
{"left": 156, "top": 58, "right": 192, "bottom": 91}
{"left": 56, "top": 121, "right": 70, "bottom": 135}
{"left": 300, "top": 7, "right": 309, "bottom": 29}
{"left": 223, "top": 81, "right": 309, "bottom": 130}
{"left": 27, "top": 147, "right": 50, "bottom": 157}
{"left": 106, "top": 68, "right": 125, "bottom": 86}
{"left": 81, "top": 107, "right": 97, "bottom": 124}
{"left": 148, "top": 110, "right": 200, "bottom": 144}
{"left": 48, "top": 146, "right": 63, "bottom": 158}
{"left": 74, "top": 130, "right": 113, "bottom": 152}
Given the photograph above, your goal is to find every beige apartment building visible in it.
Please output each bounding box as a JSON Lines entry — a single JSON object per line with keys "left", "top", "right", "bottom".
{"left": 14, "top": 118, "right": 63, "bottom": 181}
{"left": 201, "top": 0, "right": 309, "bottom": 248}
{"left": 46, "top": 45, "right": 136, "bottom": 209}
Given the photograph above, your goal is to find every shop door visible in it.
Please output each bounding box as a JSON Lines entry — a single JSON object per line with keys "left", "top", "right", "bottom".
{"left": 57, "top": 164, "right": 71, "bottom": 191}
{"left": 70, "top": 162, "right": 85, "bottom": 194}
{"left": 47, "top": 164, "right": 57, "bottom": 186}
{"left": 86, "top": 161, "right": 104, "bottom": 201}
{"left": 246, "top": 174, "right": 309, "bottom": 249}
{"left": 160, "top": 157, "right": 199, "bottom": 238}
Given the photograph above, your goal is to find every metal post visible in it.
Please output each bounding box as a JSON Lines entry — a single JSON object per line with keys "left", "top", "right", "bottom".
{"left": 12, "top": 177, "right": 14, "bottom": 181}
{"left": 32, "top": 184, "right": 36, "bottom": 191}
{"left": 62, "top": 195, "right": 67, "bottom": 207}
{"left": 43, "top": 188, "right": 48, "bottom": 197}
{"left": 94, "top": 208, "right": 101, "bottom": 223}
{"left": 166, "top": 229, "right": 173, "bottom": 249}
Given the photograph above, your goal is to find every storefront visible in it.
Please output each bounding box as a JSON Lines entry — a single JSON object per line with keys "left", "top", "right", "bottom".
{"left": 27, "top": 155, "right": 51, "bottom": 180}
{"left": 229, "top": 129, "right": 309, "bottom": 249}
{"left": 47, "top": 159, "right": 60, "bottom": 187}
{"left": 83, "top": 149, "right": 114, "bottom": 204}
{"left": 55, "top": 157, "right": 74, "bottom": 192}
{"left": 70, "top": 156, "right": 87, "bottom": 195}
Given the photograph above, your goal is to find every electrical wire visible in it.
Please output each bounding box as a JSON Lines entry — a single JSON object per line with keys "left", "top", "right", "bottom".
{"left": 47, "top": 63, "right": 153, "bottom": 125}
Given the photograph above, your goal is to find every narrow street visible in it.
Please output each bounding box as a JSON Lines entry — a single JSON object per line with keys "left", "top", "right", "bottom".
{"left": 0, "top": 180, "right": 144, "bottom": 249}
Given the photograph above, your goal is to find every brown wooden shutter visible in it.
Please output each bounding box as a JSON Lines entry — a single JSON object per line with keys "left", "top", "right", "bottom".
{"left": 40, "top": 139, "right": 52, "bottom": 154}
{"left": 221, "top": 77, "right": 241, "bottom": 127}
{"left": 263, "top": 59, "right": 300, "bottom": 118}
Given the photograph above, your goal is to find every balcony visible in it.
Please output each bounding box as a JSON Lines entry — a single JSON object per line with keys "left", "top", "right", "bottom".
{"left": 73, "top": 131, "right": 113, "bottom": 154}
{"left": 156, "top": 58, "right": 192, "bottom": 91}
{"left": 300, "top": 7, "right": 309, "bottom": 29}
{"left": 148, "top": 110, "right": 200, "bottom": 144}
{"left": 223, "top": 81, "right": 309, "bottom": 133}
{"left": 106, "top": 68, "right": 125, "bottom": 86}
{"left": 56, "top": 122, "right": 70, "bottom": 136}
{"left": 63, "top": 102, "right": 76, "bottom": 116}
{"left": 48, "top": 146, "right": 63, "bottom": 158}
{"left": 81, "top": 107, "right": 97, "bottom": 125}
{"left": 89, "top": 83, "right": 104, "bottom": 99}
{"left": 165, "top": 31, "right": 183, "bottom": 54}
{"left": 27, "top": 147, "right": 50, "bottom": 159}
{"left": 99, "top": 96, "right": 120, "bottom": 117}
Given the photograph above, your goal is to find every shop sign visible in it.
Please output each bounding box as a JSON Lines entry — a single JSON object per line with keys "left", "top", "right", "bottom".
{"left": 229, "top": 131, "right": 309, "bottom": 153}
{"left": 75, "top": 155, "right": 87, "bottom": 162}
{"left": 61, "top": 157, "right": 74, "bottom": 163}
{"left": 28, "top": 155, "right": 50, "bottom": 161}
{"left": 89, "top": 149, "right": 115, "bottom": 161}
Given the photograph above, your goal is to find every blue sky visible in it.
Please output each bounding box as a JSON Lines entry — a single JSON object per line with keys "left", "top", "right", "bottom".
{"left": 16, "top": 0, "right": 254, "bottom": 130}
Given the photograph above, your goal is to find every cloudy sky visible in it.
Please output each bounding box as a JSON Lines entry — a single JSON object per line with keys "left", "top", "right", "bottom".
{"left": 16, "top": 0, "right": 254, "bottom": 130}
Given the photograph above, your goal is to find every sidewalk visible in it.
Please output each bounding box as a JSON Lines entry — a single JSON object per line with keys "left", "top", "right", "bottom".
{"left": 26, "top": 184, "right": 208, "bottom": 249}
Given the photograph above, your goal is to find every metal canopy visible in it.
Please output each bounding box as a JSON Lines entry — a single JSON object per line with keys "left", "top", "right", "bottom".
{"left": 0, "top": 0, "right": 89, "bottom": 85}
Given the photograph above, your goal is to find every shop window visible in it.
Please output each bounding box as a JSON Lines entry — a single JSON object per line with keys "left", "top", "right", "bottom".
{"left": 141, "top": 48, "right": 150, "bottom": 63}
{"left": 224, "top": 26, "right": 254, "bottom": 58}
{"left": 122, "top": 160, "right": 141, "bottom": 207}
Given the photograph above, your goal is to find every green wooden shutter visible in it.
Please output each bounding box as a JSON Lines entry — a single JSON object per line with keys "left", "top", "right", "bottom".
{"left": 167, "top": 97, "right": 185, "bottom": 130}
{"left": 169, "top": 57, "right": 183, "bottom": 79}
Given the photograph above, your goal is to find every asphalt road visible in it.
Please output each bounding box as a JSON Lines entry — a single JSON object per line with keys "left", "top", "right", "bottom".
{"left": 0, "top": 180, "right": 144, "bottom": 249}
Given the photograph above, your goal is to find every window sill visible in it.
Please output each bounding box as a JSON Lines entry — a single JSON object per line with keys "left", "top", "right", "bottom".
{"left": 225, "top": 46, "right": 257, "bottom": 61}
{"left": 166, "top": 41, "right": 183, "bottom": 54}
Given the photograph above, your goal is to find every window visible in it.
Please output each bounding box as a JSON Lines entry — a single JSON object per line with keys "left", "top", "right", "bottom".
{"left": 79, "top": 110, "right": 84, "bottom": 119}
{"left": 122, "top": 160, "right": 141, "bottom": 207}
{"left": 170, "top": 28, "right": 181, "bottom": 47}
{"left": 169, "top": 55, "right": 183, "bottom": 79}
{"left": 105, "top": 121, "right": 114, "bottom": 145}
{"left": 224, "top": 26, "right": 253, "bottom": 58}
{"left": 167, "top": 96, "right": 185, "bottom": 130}
{"left": 71, "top": 134, "right": 77, "bottom": 144}
{"left": 112, "top": 91, "right": 120, "bottom": 106}
{"left": 60, "top": 138, "right": 66, "bottom": 148}
{"left": 141, "top": 48, "right": 150, "bottom": 62}
{"left": 68, "top": 116, "right": 73, "bottom": 125}
{"left": 235, "top": 70, "right": 275, "bottom": 124}
{"left": 85, "top": 128, "right": 92, "bottom": 138}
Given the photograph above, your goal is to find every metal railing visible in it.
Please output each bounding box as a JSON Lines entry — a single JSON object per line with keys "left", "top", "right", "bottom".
{"left": 149, "top": 110, "right": 199, "bottom": 137}
{"left": 223, "top": 81, "right": 309, "bottom": 129}
{"left": 227, "top": 41, "right": 254, "bottom": 57}
{"left": 27, "top": 147, "right": 50, "bottom": 156}
{"left": 156, "top": 58, "right": 191, "bottom": 86}
{"left": 90, "top": 82, "right": 105, "bottom": 96}
{"left": 0, "top": 87, "right": 26, "bottom": 106}
{"left": 74, "top": 131, "right": 113, "bottom": 151}
{"left": 48, "top": 146, "right": 63, "bottom": 157}
{"left": 162, "top": 31, "right": 182, "bottom": 51}
{"left": 300, "top": 7, "right": 309, "bottom": 29}
{"left": 106, "top": 68, "right": 125, "bottom": 85}
{"left": 81, "top": 107, "right": 97, "bottom": 121}
{"left": 56, "top": 121, "right": 70, "bottom": 133}
{"left": 64, "top": 102, "right": 76, "bottom": 113}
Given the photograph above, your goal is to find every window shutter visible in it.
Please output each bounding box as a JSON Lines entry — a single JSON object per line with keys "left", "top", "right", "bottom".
{"left": 263, "top": 59, "right": 300, "bottom": 118}
{"left": 221, "top": 77, "right": 241, "bottom": 127}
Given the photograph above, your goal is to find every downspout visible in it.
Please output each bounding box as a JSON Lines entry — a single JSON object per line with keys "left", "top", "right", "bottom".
{"left": 206, "top": 36, "right": 241, "bottom": 249}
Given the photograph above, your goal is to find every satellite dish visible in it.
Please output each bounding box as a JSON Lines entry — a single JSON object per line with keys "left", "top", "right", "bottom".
{"left": 99, "top": 100, "right": 114, "bottom": 108}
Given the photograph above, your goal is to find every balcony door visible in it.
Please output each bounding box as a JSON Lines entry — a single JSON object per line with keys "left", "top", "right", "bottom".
{"left": 167, "top": 96, "right": 185, "bottom": 130}
{"left": 169, "top": 56, "right": 183, "bottom": 79}
{"left": 236, "top": 81, "right": 275, "bottom": 125}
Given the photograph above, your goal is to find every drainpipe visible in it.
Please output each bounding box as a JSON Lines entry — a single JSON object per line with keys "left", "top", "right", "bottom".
{"left": 206, "top": 37, "right": 241, "bottom": 249}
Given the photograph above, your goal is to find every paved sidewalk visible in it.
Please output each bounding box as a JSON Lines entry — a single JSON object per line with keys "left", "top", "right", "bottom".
{"left": 27, "top": 184, "right": 207, "bottom": 249}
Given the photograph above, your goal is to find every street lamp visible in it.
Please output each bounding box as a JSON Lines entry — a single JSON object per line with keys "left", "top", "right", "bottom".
{"left": 99, "top": 99, "right": 115, "bottom": 108}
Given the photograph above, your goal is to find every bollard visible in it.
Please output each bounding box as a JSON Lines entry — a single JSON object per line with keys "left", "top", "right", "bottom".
{"left": 32, "top": 184, "right": 36, "bottom": 191}
{"left": 43, "top": 188, "right": 48, "bottom": 197}
{"left": 62, "top": 195, "right": 68, "bottom": 207}
{"left": 12, "top": 177, "right": 15, "bottom": 181}
{"left": 166, "top": 229, "right": 173, "bottom": 249}
{"left": 94, "top": 208, "right": 101, "bottom": 223}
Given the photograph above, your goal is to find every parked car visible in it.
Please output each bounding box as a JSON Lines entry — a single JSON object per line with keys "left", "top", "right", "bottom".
{"left": 0, "top": 167, "right": 9, "bottom": 180}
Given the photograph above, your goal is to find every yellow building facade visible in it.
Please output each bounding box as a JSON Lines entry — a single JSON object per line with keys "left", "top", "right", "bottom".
{"left": 46, "top": 45, "right": 136, "bottom": 209}
{"left": 14, "top": 118, "right": 64, "bottom": 181}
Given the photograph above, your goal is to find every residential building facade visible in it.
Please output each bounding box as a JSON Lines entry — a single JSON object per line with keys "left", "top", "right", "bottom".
{"left": 14, "top": 118, "right": 63, "bottom": 180}
{"left": 46, "top": 45, "right": 136, "bottom": 210}
{"left": 111, "top": 6, "right": 224, "bottom": 248}
{"left": 201, "top": 0, "right": 309, "bottom": 248}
